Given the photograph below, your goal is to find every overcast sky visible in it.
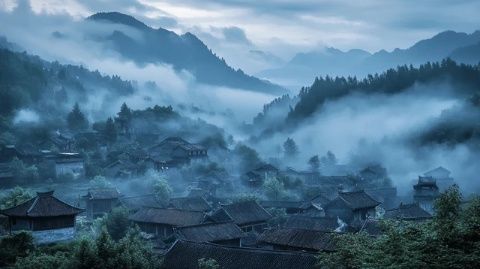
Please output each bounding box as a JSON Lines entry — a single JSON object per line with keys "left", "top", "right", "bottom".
{"left": 2, "top": 0, "right": 480, "bottom": 72}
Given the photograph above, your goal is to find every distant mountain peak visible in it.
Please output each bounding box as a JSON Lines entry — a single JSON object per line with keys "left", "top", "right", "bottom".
{"left": 88, "top": 12, "right": 148, "bottom": 29}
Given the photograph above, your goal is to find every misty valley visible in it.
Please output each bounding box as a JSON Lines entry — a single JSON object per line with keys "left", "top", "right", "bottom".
{"left": 1, "top": 3, "right": 480, "bottom": 269}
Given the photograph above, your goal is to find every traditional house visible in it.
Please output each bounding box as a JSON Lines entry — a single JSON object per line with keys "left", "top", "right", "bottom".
{"left": 413, "top": 176, "right": 440, "bottom": 214}
{"left": 103, "top": 159, "right": 139, "bottom": 178}
{"left": 169, "top": 197, "right": 212, "bottom": 212}
{"left": 244, "top": 164, "right": 279, "bottom": 187}
{"left": 260, "top": 201, "right": 304, "bottom": 215}
{"left": 148, "top": 137, "right": 207, "bottom": 167}
{"left": 175, "top": 222, "right": 245, "bottom": 246}
{"left": 282, "top": 167, "right": 320, "bottom": 184}
{"left": 162, "top": 240, "right": 317, "bottom": 269}
{"left": 129, "top": 208, "right": 205, "bottom": 238}
{"left": 120, "top": 194, "right": 162, "bottom": 211}
{"left": 51, "top": 153, "right": 85, "bottom": 179}
{"left": 0, "top": 191, "right": 83, "bottom": 244}
{"left": 38, "top": 131, "right": 75, "bottom": 152}
{"left": 424, "top": 166, "right": 455, "bottom": 191}
{"left": 324, "top": 190, "right": 380, "bottom": 225}
{"left": 83, "top": 188, "right": 121, "bottom": 219}
{"left": 298, "top": 194, "right": 331, "bottom": 218}
{"left": 365, "top": 187, "right": 398, "bottom": 209}
{"left": 209, "top": 201, "right": 271, "bottom": 233}
{"left": 0, "top": 145, "right": 24, "bottom": 162}
{"left": 283, "top": 216, "right": 342, "bottom": 232}
{"left": 0, "top": 163, "right": 14, "bottom": 186}
{"left": 258, "top": 228, "right": 336, "bottom": 252}
{"left": 384, "top": 203, "right": 432, "bottom": 221}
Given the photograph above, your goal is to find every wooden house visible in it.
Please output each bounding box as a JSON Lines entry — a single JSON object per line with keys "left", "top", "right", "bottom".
{"left": 384, "top": 203, "right": 432, "bottom": 221}
{"left": 120, "top": 194, "right": 162, "bottom": 211}
{"left": 51, "top": 153, "right": 85, "bottom": 179}
{"left": 175, "top": 222, "right": 245, "bottom": 246}
{"left": 324, "top": 190, "right": 380, "bottom": 225}
{"left": 209, "top": 201, "right": 272, "bottom": 233}
{"left": 283, "top": 216, "right": 341, "bottom": 232}
{"left": 258, "top": 228, "right": 336, "bottom": 252}
{"left": 244, "top": 164, "right": 279, "bottom": 187}
{"left": 162, "top": 240, "right": 317, "bottom": 269}
{"left": 83, "top": 188, "right": 121, "bottom": 219}
{"left": 260, "top": 201, "right": 304, "bottom": 215}
{"left": 148, "top": 137, "right": 207, "bottom": 167}
{"left": 129, "top": 208, "right": 205, "bottom": 238}
{"left": 424, "top": 166, "right": 455, "bottom": 191}
{"left": 413, "top": 176, "right": 440, "bottom": 214}
{"left": 0, "top": 191, "right": 83, "bottom": 244}
{"left": 168, "top": 197, "right": 212, "bottom": 212}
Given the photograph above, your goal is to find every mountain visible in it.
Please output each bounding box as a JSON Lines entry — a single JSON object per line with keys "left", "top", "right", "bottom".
{"left": 251, "top": 59, "right": 480, "bottom": 141}
{"left": 85, "top": 12, "right": 284, "bottom": 94}
{"left": 258, "top": 30, "right": 480, "bottom": 89}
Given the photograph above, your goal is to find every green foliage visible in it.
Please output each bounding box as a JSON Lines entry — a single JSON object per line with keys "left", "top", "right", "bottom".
{"left": 104, "top": 117, "right": 117, "bottom": 144}
{"left": 198, "top": 258, "right": 220, "bottom": 269}
{"left": 0, "top": 186, "right": 33, "bottom": 209}
{"left": 233, "top": 143, "right": 263, "bottom": 173}
{"left": 116, "top": 103, "right": 132, "bottom": 134}
{"left": 15, "top": 252, "right": 68, "bottom": 269}
{"left": 308, "top": 155, "right": 320, "bottom": 172}
{"left": 289, "top": 59, "right": 480, "bottom": 124}
{"left": 283, "top": 137, "right": 298, "bottom": 158}
{"left": 0, "top": 232, "right": 35, "bottom": 266}
{"left": 89, "top": 175, "right": 112, "bottom": 189}
{"left": 316, "top": 186, "right": 480, "bottom": 269}
{"left": 103, "top": 207, "right": 132, "bottom": 241}
{"left": 67, "top": 103, "right": 89, "bottom": 131}
{"left": 148, "top": 170, "right": 172, "bottom": 206}
{"left": 9, "top": 157, "right": 39, "bottom": 182}
{"left": 263, "top": 176, "right": 286, "bottom": 200}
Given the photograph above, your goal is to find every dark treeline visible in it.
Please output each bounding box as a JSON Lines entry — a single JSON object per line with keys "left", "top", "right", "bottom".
{"left": 288, "top": 59, "right": 480, "bottom": 124}
{"left": 0, "top": 48, "right": 134, "bottom": 118}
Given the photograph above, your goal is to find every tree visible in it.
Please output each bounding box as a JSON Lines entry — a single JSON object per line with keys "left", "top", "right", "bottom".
{"left": 147, "top": 170, "right": 171, "bottom": 206}
{"left": 116, "top": 103, "right": 132, "bottom": 134}
{"left": 283, "top": 137, "right": 298, "bottom": 158}
{"left": 89, "top": 175, "right": 112, "bottom": 189}
{"left": 104, "top": 207, "right": 131, "bottom": 241}
{"left": 104, "top": 117, "right": 117, "bottom": 144}
{"left": 308, "top": 155, "right": 320, "bottom": 172}
{"left": 0, "top": 186, "right": 33, "bottom": 210}
{"left": 67, "top": 103, "right": 89, "bottom": 131}
{"left": 198, "top": 258, "right": 219, "bottom": 269}
{"left": 263, "top": 176, "right": 285, "bottom": 200}
{"left": 9, "top": 158, "right": 38, "bottom": 182}
{"left": 320, "top": 151, "right": 337, "bottom": 168}
{"left": 0, "top": 232, "right": 34, "bottom": 266}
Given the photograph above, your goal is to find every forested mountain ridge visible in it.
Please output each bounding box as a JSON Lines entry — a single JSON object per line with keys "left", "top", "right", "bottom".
{"left": 86, "top": 12, "right": 284, "bottom": 94}
{"left": 259, "top": 30, "right": 480, "bottom": 88}
{"left": 252, "top": 59, "right": 480, "bottom": 147}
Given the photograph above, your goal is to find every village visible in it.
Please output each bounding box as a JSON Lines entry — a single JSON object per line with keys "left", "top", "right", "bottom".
{"left": 0, "top": 126, "right": 459, "bottom": 268}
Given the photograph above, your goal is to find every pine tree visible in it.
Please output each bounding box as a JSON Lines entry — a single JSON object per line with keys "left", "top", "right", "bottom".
{"left": 283, "top": 137, "right": 298, "bottom": 158}
{"left": 116, "top": 103, "right": 132, "bottom": 134}
{"left": 308, "top": 155, "right": 320, "bottom": 172}
{"left": 104, "top": 117, "right": 117, "bottom": 144}
{"left": 67, "top": 102, "right": 88, "bottom": 131}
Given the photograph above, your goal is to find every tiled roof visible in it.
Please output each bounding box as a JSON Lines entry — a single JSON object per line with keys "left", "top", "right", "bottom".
{"left": 384, "top": 203, "right": 432, "bottom": 220}
{"left": 1, "top": 191, "right": 83, "bottom": 217}
{"left": 84, "top": 188, "right": 120, "bottom": 200}
{"left": 258, "top": 228, "right": 336, "bottom": 251}
{"left": 211, "top": 201, "right": 271, "bottom": 226}
{"left": 175, "top": 222, "right": 244, "bottom": 243}
{"left": 129, "top": 207, "right": 205, "bottom": 226}
{"left": 162, "top": 240, "right": 317, "bottom": 269}
{"left": 169, "top": 197, "right": 211, "bottom": 212}
{"left": 335, "top": 191, "right": 380, "bottom": 210}
{"left": 284, "top": 216, "right": 339, "bottom": 232}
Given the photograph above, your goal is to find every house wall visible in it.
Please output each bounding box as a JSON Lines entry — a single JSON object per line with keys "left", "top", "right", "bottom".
{"left": 55, "top": 162, "right": 84, "bottom": 178}
{"left": 31, "top": 216, "right": 75, "bottom": 231}
{"left": 135, "top": 222, "right": 174, "bottom": 238}
{"left": 32, "top": 227, "right": 76, "bottom": 244}
{"left": 325, "top": 199, "right": 354, "bottom": 222}
{"left": 240, "top": 222, "right": 268, "bottom": 234}
{"left": 87, "top": 199, "right": 117, "bottom": 218}
{"left": 214, "top": 238, "right": 241, "bottom": 247}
